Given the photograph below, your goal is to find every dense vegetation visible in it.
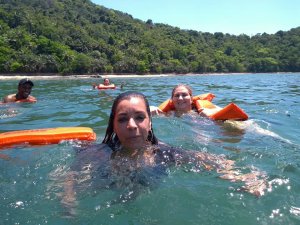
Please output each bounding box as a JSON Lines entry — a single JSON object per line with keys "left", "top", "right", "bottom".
{"left": 0, "top": 0, "right": 299, "bottom": 75}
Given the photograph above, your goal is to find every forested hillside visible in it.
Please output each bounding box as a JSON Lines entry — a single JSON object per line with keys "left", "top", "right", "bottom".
{"left": 0, "top": 0, "right": 299, "bottom": 74}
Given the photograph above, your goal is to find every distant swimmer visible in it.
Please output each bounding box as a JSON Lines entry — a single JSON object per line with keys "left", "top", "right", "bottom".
{"left": 92, "top": 78, "right": 125, "bottom": 90}
{"left": 2, "top": 78, "right": 36, "bottom": 103}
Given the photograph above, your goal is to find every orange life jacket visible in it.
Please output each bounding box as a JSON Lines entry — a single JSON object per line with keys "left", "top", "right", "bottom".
{"left": 97, "top": 84, "right": 116, "bottom": 90}
{"left": 0, "top": 127, "right": 96, "bottom": 149}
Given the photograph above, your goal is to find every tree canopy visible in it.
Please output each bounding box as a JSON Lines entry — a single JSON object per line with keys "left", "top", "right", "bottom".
{"left": 0, "top": 0, "right": 299, "bottom": 74}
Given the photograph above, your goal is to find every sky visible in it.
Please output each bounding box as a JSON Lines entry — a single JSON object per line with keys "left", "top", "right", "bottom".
{"left": 91, "top": 0, "right": 299, "bottom": 36}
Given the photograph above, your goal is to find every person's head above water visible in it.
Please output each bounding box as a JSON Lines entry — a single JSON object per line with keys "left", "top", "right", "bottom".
{"left": 171, "top": 84, "right": 193, "bottom": 114}
{"left": 103, "top": 78, "right": 110, "bottom": 86}
{"left": 103, "top": 91, "right": 158, "bottom": 150}
{"left": 17, "top": 78, "right": 34, "bottom": 100}
{"left": 2, "top": 78, "right": 36, "bottom": 103}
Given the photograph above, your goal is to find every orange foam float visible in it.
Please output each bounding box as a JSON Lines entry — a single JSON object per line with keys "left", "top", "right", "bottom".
{"left": 0, "top": 127, "right": 96, "bottom": 149}
{"left": 195, "top": 100, "right": 248, "bottom": 121}
{"left": 96, "top": 84, "right": 116, "bottom": 90}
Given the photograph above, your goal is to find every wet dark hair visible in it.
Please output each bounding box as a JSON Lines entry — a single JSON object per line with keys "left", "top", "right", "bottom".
{"left": 102, "top": 91, "right": 158, "bottom": 149}
{"left": 18, "top": 78, "right": 34, "bottom": 87}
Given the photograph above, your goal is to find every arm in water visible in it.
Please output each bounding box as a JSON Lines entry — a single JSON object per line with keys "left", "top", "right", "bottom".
{"left": 161, "top": 144, "right": 269, "bottom": 197}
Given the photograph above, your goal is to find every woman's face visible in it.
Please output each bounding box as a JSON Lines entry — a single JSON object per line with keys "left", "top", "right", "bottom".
{"left": 172, "top": 86, "right": 192, "bottom": 113}
{"left": 113, "top": 97, "right": 151, "bottom": 150}
{"left": 104, "top": 79, "right": 110, "bottom": 85}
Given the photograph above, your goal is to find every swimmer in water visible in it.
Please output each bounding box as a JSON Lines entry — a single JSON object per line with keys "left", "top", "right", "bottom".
{"left": 92, "top": 78, "right": 118, "bottom": 89}
{"left": 2, "top": 78, "right": 36, "bottom": 103}
{"left": 61, "top": 91, "right": 268, "bottom": 216}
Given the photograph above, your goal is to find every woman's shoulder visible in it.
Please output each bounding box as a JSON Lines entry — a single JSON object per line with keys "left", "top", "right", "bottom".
{"left": 71, "top": 143, "right": 113, "bottom": 170}
{"left": 74, "top": 143, "right": 112, "bottom": 161}
{"left": 76, "top": 143, "right": 112, "bottom": 154}
{"left": 155, "top": 142, "right": 199, "bottom": 165}
{"left": 154, "top": 142, "right": 185, "bottom": 160}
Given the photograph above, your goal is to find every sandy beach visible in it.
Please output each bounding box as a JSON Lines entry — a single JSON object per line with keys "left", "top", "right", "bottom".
{"left": 2, "top": 72, "right": 293, "bottom": 81}
{"left": 0, "top": 73, "right": 178, "bottom": 80}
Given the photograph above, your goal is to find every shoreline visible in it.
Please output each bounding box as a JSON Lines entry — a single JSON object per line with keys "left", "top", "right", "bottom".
{"left": 0, "top": 73, "right": 174, "bottom": 80}
{"left": 0, "top": 74, "right": 174, "bottom": 80}
{"left": 0, "top": 72, "right": 298, "bottom": 80}
{"left": 0, "top": 73, "right": 187, "bottom": 80}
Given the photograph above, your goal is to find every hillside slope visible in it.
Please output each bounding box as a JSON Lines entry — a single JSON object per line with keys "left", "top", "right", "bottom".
{"left": 0, "top": 0, "right": 299, "bottom": 74}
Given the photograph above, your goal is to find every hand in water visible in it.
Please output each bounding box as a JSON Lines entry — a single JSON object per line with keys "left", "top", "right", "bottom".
{"left": 219, "top": 168, "right": 268, "bottom": 197}
{"left": 150, "top": 106, "right": 163, "bottom": 116}
{"left": 195, "top": 152, "right": 268, "bottom": 197}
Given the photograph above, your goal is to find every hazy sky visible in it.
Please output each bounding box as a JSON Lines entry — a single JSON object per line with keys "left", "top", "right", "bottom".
{"left": 91, "top": 0, "right": 299, "bottom": 35}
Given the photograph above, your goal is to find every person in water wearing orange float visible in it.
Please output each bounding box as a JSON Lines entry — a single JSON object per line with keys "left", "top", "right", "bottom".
{"left": 2, "top": 78, "right": 37, "bottom": 103}
{"left": 150, "top": 84, "right": 244, "bottom": 120}
{"left": 92, "top": 78, "right": 117, "bottom": 90}
{"left": 169, "top": 84, "right": 196, "bottom": 116}
{"left": 61, "top": 91, "right": 267, "bottom": 216}
{"left": 151, "top": 84, "right": 200, "bottom": 116}
{"left": 103, "top": 78, "right": 110, "bottom": 86}
{"left": 170, "top": 84, "right": 221, "bottom": 117}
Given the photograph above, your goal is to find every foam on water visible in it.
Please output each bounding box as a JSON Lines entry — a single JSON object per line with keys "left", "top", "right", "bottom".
{"left": 224, "top": 119, "right": 293, "bottom": 144}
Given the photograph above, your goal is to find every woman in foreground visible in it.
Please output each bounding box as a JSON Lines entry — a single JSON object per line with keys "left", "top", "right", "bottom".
{"left": 62, "top": 91, "right": 268, "bottom": 216}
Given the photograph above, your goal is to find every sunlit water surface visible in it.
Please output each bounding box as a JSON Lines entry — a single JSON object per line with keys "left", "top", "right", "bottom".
{"left": 1, "top": 73, "right": 300, "bottom": 225}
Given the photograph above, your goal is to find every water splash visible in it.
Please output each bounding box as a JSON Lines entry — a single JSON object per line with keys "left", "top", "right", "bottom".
{"left": 224, "top": 119, "right": 293, "bottom": 144}
{"left": 0, "top": 109, "right": 19, "bottom": 119}
{"left": 290, "top": 206, "right": 300, "bottom": 217}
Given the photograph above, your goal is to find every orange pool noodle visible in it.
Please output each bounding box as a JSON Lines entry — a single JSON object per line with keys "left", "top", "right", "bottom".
{"left": 209, "top": 103, "right": 248, "bottom": 121}
{"left": 0, "top": 127, "right": 96, "bottom": 149}
{"left": 195, "top": 100, "right": 248, "bottom": 121}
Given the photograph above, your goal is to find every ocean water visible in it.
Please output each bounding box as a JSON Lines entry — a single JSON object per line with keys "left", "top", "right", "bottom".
{"left": 0, "top": 73, "right": 300, "bottom": 225}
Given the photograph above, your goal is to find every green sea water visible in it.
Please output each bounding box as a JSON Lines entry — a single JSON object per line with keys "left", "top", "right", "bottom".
{"left": 0, "top": 73, "right": 300, "bottom": 225}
